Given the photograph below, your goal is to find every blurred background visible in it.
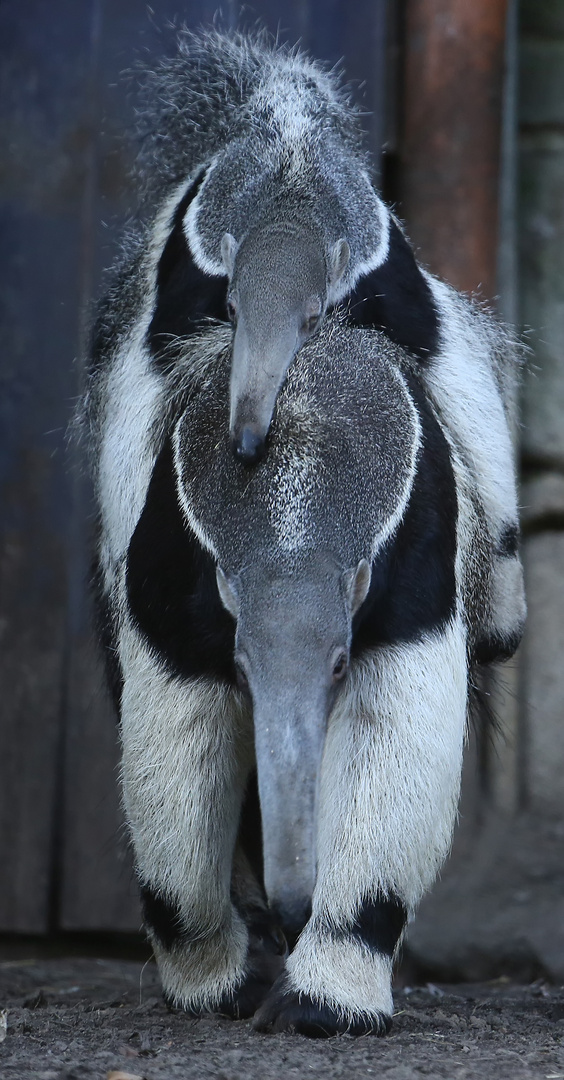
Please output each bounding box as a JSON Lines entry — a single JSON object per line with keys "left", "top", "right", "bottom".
{"left": 1, "top": 0, "right": 563, "bottom": 979}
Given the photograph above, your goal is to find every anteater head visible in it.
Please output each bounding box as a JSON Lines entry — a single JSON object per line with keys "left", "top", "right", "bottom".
{"left": 222, "top": 223, "right": 350, "bottom": 465}
{"left": 215, "top": 554, "right": 371, "bottom": 936}
{"left": 173, "top": 319, "right": 420, "bottom": 938}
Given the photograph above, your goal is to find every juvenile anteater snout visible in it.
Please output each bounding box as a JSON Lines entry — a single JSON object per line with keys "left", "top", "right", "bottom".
{"left": 232, "top": 424, "right": 266, "bottom": 465}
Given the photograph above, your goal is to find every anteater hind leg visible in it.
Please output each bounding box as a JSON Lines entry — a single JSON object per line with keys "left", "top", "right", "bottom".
{"left": 119, "top": 622, "right": 266, "bottom": 1015}
{"left": 230, "top": 840, "right": 287, "bottom": 1015}
{"left": 228, "top": 773, "right": 288, "bottom": 1015}
{"left": 255, "top": 616, "right": 468, "bottom": 1036}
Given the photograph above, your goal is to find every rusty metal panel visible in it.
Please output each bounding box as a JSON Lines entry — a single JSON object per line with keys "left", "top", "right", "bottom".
{"left": 400, "top": 0, "right": 508, "bottom": 298}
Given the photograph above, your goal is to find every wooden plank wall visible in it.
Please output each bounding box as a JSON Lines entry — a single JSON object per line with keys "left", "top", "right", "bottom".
{"left": 0, "top": 0, "right": 389, "bottom": 933}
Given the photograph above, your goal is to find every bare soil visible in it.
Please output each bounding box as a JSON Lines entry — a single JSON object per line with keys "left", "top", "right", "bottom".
{"left": 1, "top": 956, "right": 564, "bottom": 1080}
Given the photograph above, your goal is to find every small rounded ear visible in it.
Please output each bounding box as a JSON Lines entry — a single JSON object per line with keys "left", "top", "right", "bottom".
{"left": 329, "top": 238, "right": 350, "bottom": 286}
{"left": 216, "top": 566, "right": 240, "bottom": 620}
{"left": 343, "top": 558, "right": 372, "bottom": 617}
{"left": 221, "top": 232, "right": 239, "bottom": 277}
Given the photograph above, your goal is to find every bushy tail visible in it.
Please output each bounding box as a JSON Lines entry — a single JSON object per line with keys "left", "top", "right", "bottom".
{"left": 133, "top": 28, "right": 358, "bottom": 204}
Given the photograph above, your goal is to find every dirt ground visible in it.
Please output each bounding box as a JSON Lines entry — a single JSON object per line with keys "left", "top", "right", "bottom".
{"left": 1, "top": 956, "right": 564, "bottom": 1080}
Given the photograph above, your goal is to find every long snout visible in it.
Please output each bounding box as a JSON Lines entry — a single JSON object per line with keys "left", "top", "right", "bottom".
{"left": 253, "top": 699, "right": 327, "bottom": 939}
{"left": 229, "top": 321, "right": 298, "bottom": 465}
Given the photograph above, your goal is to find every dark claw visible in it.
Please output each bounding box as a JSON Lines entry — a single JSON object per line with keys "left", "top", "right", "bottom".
{"left": 252, "top": 973, "right": 392, "bottom": 1037}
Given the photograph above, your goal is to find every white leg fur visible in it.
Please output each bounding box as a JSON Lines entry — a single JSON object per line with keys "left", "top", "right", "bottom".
{"left": 119, "top": 618, "right": 255, "bottom": 1009}
{"left": 286, "top": 614, "right": 468, "bottom": 1020}
{"left": 285, "top": 931, "right": 394, "bottom": 1023}
{"left": 152, "top": 921, "right": 249, "bottom": 1011}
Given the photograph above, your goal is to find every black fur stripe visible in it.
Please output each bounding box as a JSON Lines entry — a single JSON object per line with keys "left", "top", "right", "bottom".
{"left": 148, "top": 168, "right": 229, "bottom": 366}
{"left": 340, "top": 894, "right": 407, "bottom": 958}
{"left": 126, "top": 437, "right": 237, "bottom": 684}
{"left": 139, "top": 884, "right": 186, "bottom": 951}
{"left": 140, "top": 882, "right": 224, "bottom": 953}
{"left": 353, "top": 373, "right": 458, "bottom": 653}
{"left": 345, "top": 219, "right": 439, "bottom": 361}
{"left": 497, "top": 523, "right": 519, "bottom": 558}
{"left": 473, "top": 627, "right": 524, "bottom": 665}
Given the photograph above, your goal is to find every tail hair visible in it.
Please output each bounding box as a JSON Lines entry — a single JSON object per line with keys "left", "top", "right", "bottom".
{"left": 132, "top": 27, "right": 361, "bottom": 203}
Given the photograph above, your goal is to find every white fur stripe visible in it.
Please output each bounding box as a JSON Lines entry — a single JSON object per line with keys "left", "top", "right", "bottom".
{"left": 99, "top": 338, "right": 164, "bottom": 585}
{"left": 371, "top": 365, "right": 422, "bottom": 559}
{"left": 184, "top": 158, "right": 225, "bottom": 275}
{"left": 98, "top": 172, "right": 205, "bottom": 590}
{"left": 331, "top": 190, "right": 391, "bottom": 301}
{"left": 172, "top": 423, "right": 219, "bottom": 559}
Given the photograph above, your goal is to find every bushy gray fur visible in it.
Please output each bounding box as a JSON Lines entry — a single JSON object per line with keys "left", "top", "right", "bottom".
{"left": 134, "top": 29, "right": 364, "bottom": 205}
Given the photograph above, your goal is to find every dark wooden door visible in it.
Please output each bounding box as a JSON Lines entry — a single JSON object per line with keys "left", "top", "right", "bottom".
{"left": 0, "top": 0, "right": 389, "bottom": 933}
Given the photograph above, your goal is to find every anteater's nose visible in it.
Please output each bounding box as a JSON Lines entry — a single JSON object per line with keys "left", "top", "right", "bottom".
{"left": 232, "top": 425, "right": 266, "bottom": 465}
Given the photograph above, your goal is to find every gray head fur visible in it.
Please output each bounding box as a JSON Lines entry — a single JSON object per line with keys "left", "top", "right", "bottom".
{"left": 173, "top": 318, "right": 419, "bottom": 571}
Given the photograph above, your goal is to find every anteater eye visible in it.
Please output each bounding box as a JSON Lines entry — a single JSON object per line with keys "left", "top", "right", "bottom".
{"left": 332, "top": 652, "right": 348, "bottom": 682}
{"left": 302, "top": 313, "right": 320, "bottom": 336}
{"left": 227, "top": 299, "right": 237, "bottom": 323}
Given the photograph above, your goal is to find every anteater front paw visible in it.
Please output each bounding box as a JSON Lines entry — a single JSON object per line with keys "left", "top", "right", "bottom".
{"left": 163, "top": 915, "right": 287, "bottom": 1020}
{"left": 252, "top": 974, "right": 392, "bottom": 1037}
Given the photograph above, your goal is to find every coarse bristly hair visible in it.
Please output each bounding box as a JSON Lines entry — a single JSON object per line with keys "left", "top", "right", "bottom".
{"left": 132, "top": 27, "right": 365, "bottom": 207}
